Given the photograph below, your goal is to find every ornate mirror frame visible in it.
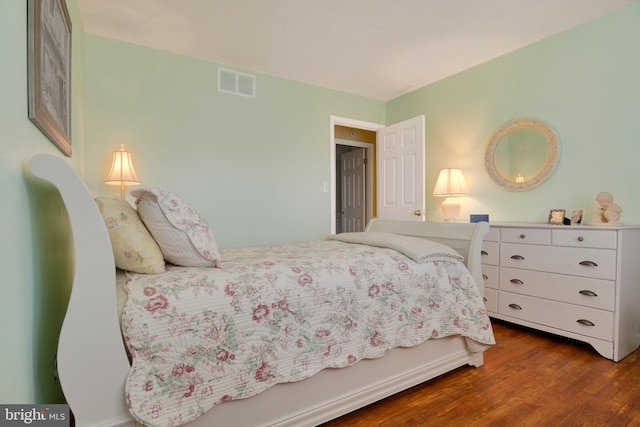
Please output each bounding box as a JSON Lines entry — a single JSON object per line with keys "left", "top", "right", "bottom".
{"left": 484, "top": 118, "right": 560, "bottom": 191}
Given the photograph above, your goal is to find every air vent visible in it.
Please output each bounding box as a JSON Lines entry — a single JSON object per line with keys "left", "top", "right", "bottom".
{"left": 218, "top": 68, "right": 256, "bottom": 98}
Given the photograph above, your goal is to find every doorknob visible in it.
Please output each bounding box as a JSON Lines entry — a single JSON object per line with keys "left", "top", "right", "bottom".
{"left": 413, "top": 210, "right": 422, "bottom": 216}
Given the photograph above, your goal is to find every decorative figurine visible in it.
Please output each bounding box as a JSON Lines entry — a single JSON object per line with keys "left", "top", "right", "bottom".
{"left": 589, "top": 191, "right": 622, "bottom": 225}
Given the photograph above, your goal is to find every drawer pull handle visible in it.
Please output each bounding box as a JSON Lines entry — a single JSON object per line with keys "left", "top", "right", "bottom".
{"left": 483, "top": 297, "right": 488, "bottom": 302}
{"left": 579, "top": 260, "right": 598, "bottom": 267}
{"left": 577, "top": 236, "right": 584, "bottom": 242}
{"left": 483, "top": 274, "right": 488, "bottom": 280}
{"left": 508, "top": 303, "right": 522, "bottom": 310}
{"left": 510, "top": 255, "right": 525, "bottom": 260}
{"left": 579, "top": 290, "right": 598, "bottom": 297}
{"left": 481, "top": 250, "right": 488, "bottom": 255}
{"left": 510, "top": 279, "right": 524, "bottom": 285}
{"left": 519, "top": 234, "right": 526, "bottom": 239}
{"left": 577, "top": 319, "right": 595, "bottom": 327}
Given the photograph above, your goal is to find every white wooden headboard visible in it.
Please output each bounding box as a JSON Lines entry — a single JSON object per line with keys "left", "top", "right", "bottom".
{"left": 29, "top": 154, "right": 132, "bottom": 427}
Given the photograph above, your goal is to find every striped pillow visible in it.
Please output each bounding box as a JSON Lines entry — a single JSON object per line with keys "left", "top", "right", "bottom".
{"left": 132, "top": 188, "right": 220, "bottom": 267}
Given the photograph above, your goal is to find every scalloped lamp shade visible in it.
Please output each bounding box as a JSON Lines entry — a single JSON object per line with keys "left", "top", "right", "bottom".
{"left": 105, "top": 144, "right": 140, "bottom": 199}
{"left": 433, "top": 168, "right": 468, "bottom": 222}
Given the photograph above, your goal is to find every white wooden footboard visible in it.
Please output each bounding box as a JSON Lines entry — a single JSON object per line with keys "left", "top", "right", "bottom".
{"left": 29, "top": 154, "right": 489, "bottom": 427}
{"left": 365, "top": 219, "right": 489, "bottom": 295}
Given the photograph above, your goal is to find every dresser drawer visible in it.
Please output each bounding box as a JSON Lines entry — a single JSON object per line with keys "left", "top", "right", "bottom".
{"left": 500, "top": 243, "right": 616, "bottom": 280}
{"left": 501, "top": 228, "right": 550, "bottom": 245}
{"left": 499, "top": 267, "right": 615, "bottom": 311}
{"left": 552, "top": 229, "right": 617, "bottom": 249}
{"left": 498, "top": 292, "right": 613, "bottom": 341}
{"left": 484, "top": 288, "right": 498, "bottom": 313}
{"left": 481, "top": 264, "right": 499, "bottom": 289}
{"left": 481, "top": 241, "right": 499, "bottom": 266}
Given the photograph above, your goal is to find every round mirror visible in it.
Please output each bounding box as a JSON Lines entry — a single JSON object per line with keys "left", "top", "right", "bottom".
{"left": 484, "top": 118, "right": 559, "bottom": 191}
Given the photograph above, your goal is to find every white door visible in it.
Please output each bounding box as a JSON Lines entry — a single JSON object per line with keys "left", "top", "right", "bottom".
{"left": 377, "top": 115, "right": 425, "bottom": 221}
{"left": 341, "top": 148, "right": 366, "bottom": 232}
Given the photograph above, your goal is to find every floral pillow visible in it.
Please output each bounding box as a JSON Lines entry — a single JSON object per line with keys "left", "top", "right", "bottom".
{"left": 131, "top": 188, "right": 220, "bottom": 267}
{"left": 96, "top": 197, "right": 165, "bottom": 274}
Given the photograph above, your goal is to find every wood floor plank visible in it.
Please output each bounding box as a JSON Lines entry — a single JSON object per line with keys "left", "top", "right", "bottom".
{"left": 321, "top": 320, "right": 640, "bottom": 427}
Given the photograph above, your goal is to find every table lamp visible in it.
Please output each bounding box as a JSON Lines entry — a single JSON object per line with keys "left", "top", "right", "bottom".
{"left": 433, "top": 168, "right": 468, "bottom": 221}
{"left": 105, "top": 144, "right": 140, "bottom": 199}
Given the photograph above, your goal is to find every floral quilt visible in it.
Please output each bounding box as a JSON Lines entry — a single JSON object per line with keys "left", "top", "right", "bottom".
{"left": 122, "top": 238, "right": 495, "bottom": 427}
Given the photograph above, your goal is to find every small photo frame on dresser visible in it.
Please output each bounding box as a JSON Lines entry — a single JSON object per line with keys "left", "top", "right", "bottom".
{"left": 548, "top": 209, "right": 566, "bottom": 225}
{"left": 470, "top": 214, "right": 489, "bottom": 223}
{"left": 570, "top": 208, "right": 584, "bottom": 225}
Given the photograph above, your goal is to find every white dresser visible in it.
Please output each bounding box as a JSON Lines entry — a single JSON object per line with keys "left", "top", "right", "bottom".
{"left": 481, "top": 223, "right": 640, "bottom": 361}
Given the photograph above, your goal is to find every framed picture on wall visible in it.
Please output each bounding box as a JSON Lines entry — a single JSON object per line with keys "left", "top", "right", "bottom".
{"left": 27, "top": 0, "right": 72, "bottom": 157}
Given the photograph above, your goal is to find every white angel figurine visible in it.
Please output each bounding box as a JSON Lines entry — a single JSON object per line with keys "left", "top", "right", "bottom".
{"left": 591, "top": 192, "right": 622, "bottom": 225}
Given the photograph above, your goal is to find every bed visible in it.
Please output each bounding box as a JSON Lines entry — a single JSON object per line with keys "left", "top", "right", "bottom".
{"left": 29, "top": 154, "right": 492, "bottom": 427}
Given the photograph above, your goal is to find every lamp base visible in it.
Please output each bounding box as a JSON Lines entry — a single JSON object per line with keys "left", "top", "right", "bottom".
{"left": 441, "top": 197, "right": 461, "bottom": 222}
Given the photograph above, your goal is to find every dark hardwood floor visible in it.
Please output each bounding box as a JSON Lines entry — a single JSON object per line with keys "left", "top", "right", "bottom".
{"left": 322, "top": 320, "right": 640, "bottom": 427}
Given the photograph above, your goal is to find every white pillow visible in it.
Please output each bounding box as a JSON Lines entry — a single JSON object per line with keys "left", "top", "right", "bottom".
{"left": 96, "top": 197, "right": 165, "bottom": 274}
{"left": 131, "top": 188, "right": 220, "bottom": 267}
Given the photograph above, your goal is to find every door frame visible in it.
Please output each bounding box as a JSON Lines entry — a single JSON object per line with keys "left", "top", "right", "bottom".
{"left": 329, "top": 116, "right": 384, "bottom": 234}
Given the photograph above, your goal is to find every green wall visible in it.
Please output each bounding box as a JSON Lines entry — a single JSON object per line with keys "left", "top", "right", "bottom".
{"left": 0, "top": 0, "right": 84, "bottom": 403}
{"left": 82, "top": 35, "right": 385, "bottom": 248}
{"left": 387, "top": 3, "right": 640, "bottom": 224}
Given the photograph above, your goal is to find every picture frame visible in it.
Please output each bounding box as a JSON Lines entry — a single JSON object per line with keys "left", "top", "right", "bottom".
{"left": 470, "top": 214, "right": 489, "bottom": 223}
{"left": 28, "top": 0, "right": 72, "bottom": 157}
{"left": 548, "top": 209, "right": 566, "bottom": 225}
{"left": 570, "top": 208, "right": 585, "bottom": 225}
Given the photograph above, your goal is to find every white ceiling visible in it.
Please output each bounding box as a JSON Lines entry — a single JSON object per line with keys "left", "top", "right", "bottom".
{"left": 77, "top": 0, "right": 636, "bottom": 101}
